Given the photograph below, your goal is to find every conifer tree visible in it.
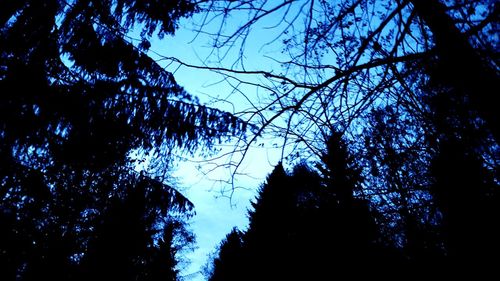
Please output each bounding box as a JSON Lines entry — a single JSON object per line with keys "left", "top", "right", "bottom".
{"left": 208, "top": 228, "right": 244, "bottom": 281}
{"left": 209, "top": 132, "right": 391, "bottom": 280}
{"left": 0, "top": 1, "right": 247, "bottom": 280}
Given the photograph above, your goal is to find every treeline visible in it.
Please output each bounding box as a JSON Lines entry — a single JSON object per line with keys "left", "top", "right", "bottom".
{"left": 207, "top": 127, "right": 500, "bottom": 280}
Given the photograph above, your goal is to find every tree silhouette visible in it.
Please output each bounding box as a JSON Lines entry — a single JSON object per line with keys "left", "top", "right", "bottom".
{"left": 243, "top": 163, "right": 300, "bottom": 281}
{"left": 311, "top": 133, "right": 391, "bottom": 280}
{"left": 75, "top": 171, "right": 194, "bottom": 281}
{"left": 410, "top": 0, "right": 499, "bottom": 140}
{"left": 360, "top": 106, "right": 446, "bottom": 279}
{"left": 208, "top": 133, "right": 396, "bottom": 280}
{"left": 427, "top": 105, "right": 500, "bottom": 278}
{"left": 207, "top": 228, "right": 245, "bottom": 281}
{"left": 0, "top": 1, "right": 247, "bottom": 280}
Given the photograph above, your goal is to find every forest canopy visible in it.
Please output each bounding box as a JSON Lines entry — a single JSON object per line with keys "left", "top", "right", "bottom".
{"left": 1, "top": 0, "right": 499, "bottom": 280}
{"left": 0, "top": 1, "right": 248, "bottom": 280}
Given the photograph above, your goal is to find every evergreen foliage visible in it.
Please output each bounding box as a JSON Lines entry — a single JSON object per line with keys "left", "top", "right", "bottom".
{"left": 208, "top": 133, "right": 395, "bottom": 280}
{"left": 0, "top": 1, "right": 247, "bottom": 280}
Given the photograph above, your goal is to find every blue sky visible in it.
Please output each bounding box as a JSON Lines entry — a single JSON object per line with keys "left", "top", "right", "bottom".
{"left": 136, "top": 3, "right": 317, "bottom": 278}
{"left": 144, "top": 15, "right": 285, "bottom": 280}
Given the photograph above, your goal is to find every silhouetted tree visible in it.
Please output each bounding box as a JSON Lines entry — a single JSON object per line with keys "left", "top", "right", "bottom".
{"left": 407, "top": 11, "right": 500, "bottom": 274}
{"left": 360, "top": 107, "right": 446, "bottom": 279}
{"left": 0, "top": 1, "right": 247, "bottom": 280}
{"left": 409, "top": 0, "right": 499, "bottom": 140}
{"left": 76, "top": 171, "right": 194, "bottom": 281}
{"left": 311, "top": 132, "right": 390, "bottom": 280}
{"left": 208, "top": 133, "right": 394, "bottom": 280}
{"left": 426, "top": 96, "right": 500, "bottom": 278}
{"left": 242, "top": 163, "right": 297, "bottom": 281}
{"left": 208, "top": 228, "right": 244, "bottom": 281}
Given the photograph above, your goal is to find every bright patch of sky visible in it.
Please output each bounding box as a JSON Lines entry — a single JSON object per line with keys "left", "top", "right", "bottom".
{"left": 134, "top": 9, "right": 292, "bottom": 281}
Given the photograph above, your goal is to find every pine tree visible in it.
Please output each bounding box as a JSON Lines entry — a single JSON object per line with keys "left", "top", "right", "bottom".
{"left": 0, "top": 1, "right": 247, "bottom": 280}
{"left": 208, "top": 132, "right": 391, "bottom": 280}
{"left": 244, "top": 163, "right": 297, "bottom": 281}
{"left": 312, "top": 133, "right": 385, "bottom": 280}
{"left": 208, "top": 228, "right": 244, "bottom": 281}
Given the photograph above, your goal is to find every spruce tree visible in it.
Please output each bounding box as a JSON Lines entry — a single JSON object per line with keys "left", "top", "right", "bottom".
{"left": 209, "top": 132, "right": 389, "bottom": 280}
{"left": 208, "top": 228, "right": 244, "bottom": 281}
{"left": 0, "top": 1, "right": 247, "bottom": 280}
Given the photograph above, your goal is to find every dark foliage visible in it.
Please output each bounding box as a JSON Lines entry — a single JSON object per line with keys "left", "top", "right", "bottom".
{"left": 208, "top": 133, "right": 398, "bottom": 281}
{"left": 360, "top": 106, "right": 447, "bottom": 279}
{"left": 3, "top": 0, "right": 498, "bottom": 280}
{"left": 425, "top": 87, "right": 500, "bottom": 278}
{"left": 207, "top": 228, "right": 244, "bottom": 281}
{"left": 0, "top": 1, "right": 247, "bottom": 280}
{"left": 210, "top": 123, "right": 499, "bottom": 280}
{"left": 0, "top": 166, "right": 194, "bottom": 281}
{"left": 410, "top": 0, "right": 499, "bottom": 141}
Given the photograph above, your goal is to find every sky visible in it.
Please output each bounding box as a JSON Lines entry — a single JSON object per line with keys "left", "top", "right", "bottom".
{"left": 144, "top": 14, "right": 286, "bottom": 280}
{"left": 172, "top": 158, "right": 270, "bottom": 280}
{"left": 138, "top": 3, "right": 321, "bottom": 278}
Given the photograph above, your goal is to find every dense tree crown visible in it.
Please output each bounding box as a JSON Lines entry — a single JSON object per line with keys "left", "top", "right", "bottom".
{"left": 208, "top": 134, "right": 389, "bottom": 280}
{"left": 0, "top": 1, "right": 247, "bottom": 280}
